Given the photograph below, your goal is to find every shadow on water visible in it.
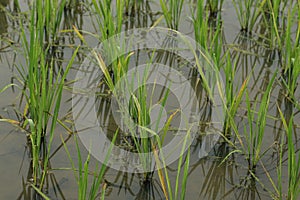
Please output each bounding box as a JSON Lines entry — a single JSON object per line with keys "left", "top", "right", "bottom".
{"left": 0, "top": 0, "right": 13, "bottom": 53}
{"left": 17, "top": 157, "right": 67, "bottom": 200}
{"left": 0, "top": 0, "right": 9, "bottom": 36}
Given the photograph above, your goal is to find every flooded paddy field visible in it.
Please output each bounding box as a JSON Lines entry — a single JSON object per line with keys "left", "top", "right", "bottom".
{"left": 0, "top": 0, "right": 299, "bottom": 199}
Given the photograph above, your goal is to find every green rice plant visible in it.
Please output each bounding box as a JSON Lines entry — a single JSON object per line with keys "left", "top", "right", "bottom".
{"left": 219, "top": 72, "right": 279, "bottom": 198}
{"left": 127, "top": 66, "right": 155, "bottom": 179}
{"left": 74, "top": 19, "right": 155, "bottom": 177}
{"left": 91, "top": 0, "right": 124, "bottom": 41}
{"left": 153, "top": 127, "right": 192, "bottom": 200}
{"left": 63, "top": 132, "right": 118, "bottom": 200}
{"left": 30, "top": 184, "right": 51, "bottom": 200}
{"left": 192, "top": 3, "right": 229, "bottom": 142}
{"left": 93, "top": 40, "right": 194, "bottom": 185}
{"left": 232, "top": 0, "right": 265, "bottom": 33}
{"left": 192, "top": 0, "right": 224, "bottom": 67}
{"left": 286, "top": 120, "right": 300, "bottom": 200}
{"left": 277, "top": 108, "right": 300, "bottom": 200}
{"left": 222, "top": 54, "right": 250, "bottom": 137}
{"left": 261, "top": 0, "right": 293, "bottom": 50}
{"left": 221, "top": 70, "right": 277, "bottom": 175}
{"left": 97, "top": 53, "right": 172, "bottom": 180}
{"left": 280, "top": 4, "right": 300, "bottom": 101}
{"left": 91, "top": 0, "right": 131, "bottom": 85}
{"left": 159, "top": 0, "right": 184, "bottom": 30}
{"left": 244, "top": 71, "right": 277, "bottom": 170}
{"left": 210, "top": 18, "right": 224, "bottom": 69}
{"left": 206, "top": 0, "right": 224, "bottom": 18}
{"left": 44, "top": 0, "right": 65, "bottom": 42}
{"left": 263, "top": 0, "right": 282, "bottom": 49}
{"left": 275, "top": 128, "right": 284, "bottom": 199}
{"left": 19, "top": 0, "right": 78, "bottom": 188}
{"left": 79, "top": 30, "right": 155, "bottom": 177}
{"left": 192, "top": 0, "right": 209, "bottom": 51}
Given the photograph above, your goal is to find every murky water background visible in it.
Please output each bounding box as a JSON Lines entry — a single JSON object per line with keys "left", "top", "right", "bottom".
{"left": 0, "top": 0, "right": 299, "bottom": 199}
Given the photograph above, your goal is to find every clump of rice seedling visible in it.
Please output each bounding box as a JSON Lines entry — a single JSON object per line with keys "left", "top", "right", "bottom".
{"left": 192, "top": 2, "right": 239, "bottom": 140}
{"left": 90, "top": 0, "right": 131, "bottom": 85}
{"left": 277, "top": 106, "right": 300, "bottom": 200}
{"left": 63, "top": 132, "right": 118, "bottom": 200}
{"left": 192, "top": 0, "right": 209, "bottom": 51}
{"left": 91, "top": 0, "right": 124, "bottom": 41}
{"left": 222, "top": 54, "right": 249, "bottom": 138}
{"left": 97, "top": 53, "right": 172, "bottom": 181}
{"left": 232, "top": 0, "right": 264, "bottom": 33}
{"left": 155, "top": 129, "right": 191, "bottom": 200}
{"left": 159, "top": 0, "right": 184, "bottom": 30}
{"left": 44, "top": 0, "right": 65, "bottom": 42}
{"left": 192, "top": 0, "right": 224, "bottom": 67}
{"left": 205, "top": 0, "right": 224, "bottom": 19}
{"left": 244, "top": 72, "right": 277, "bottom": 171}
{"left": 280, "top": 4, "right": 300, "bottom": 101}
{"left": 221, "top": 70, "right": 277, "bottom": 179}
{"left": 18, "top": 0, "right": 78, "bottom": 189}
{"left": 262, "top": 0, "right": 283, "bottom": 49}
{"left": 74, "top": 26, "right": 166, "bottom": 181}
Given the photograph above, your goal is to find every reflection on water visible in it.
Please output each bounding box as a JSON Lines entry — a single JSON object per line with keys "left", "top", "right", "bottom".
{"left": 0, "top": 0, "right": 9, "bottom": 36}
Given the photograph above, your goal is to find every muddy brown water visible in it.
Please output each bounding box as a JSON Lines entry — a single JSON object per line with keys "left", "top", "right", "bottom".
{"left": 0, "top": 0, "right": 299, "bottom": 199}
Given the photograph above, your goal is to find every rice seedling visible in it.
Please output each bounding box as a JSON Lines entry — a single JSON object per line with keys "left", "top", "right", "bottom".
{"left": 205, "top": 0, "right": 224, "bottom": 19}
{"left": 91, "top": 0, "right": 124, "bottom": 41}
{"left": 222, "top": 54, "right": 250, "bottom": 138}
{"left": 74, "top": 24, "right": 171, "bottom": 182}
{"left": 44, "top": 0, "right": 65, "bottom": 42}
{"left": 63, "top": 132, "right": 118, "bottom": 200}
{"left": 262, "top": 0, "right": 282, "bottom": 49}
{"left": 88, "top": 28, "right": 200, "bottom": 184}
{"left": 243, "top": 71, "right": 277, "bottom": 171}
{"left": 277, "top": 107, "right": 300, "bottom": 200}
{"left": 191, "top": 0, "right": 224, "bottom": 68}
{"left": 159, "top": 0, "right": 184, "bottom": 30}
{"left": 280, "top": 4, "right": 300, "bottom": 102}
{"left": 154, "top": 128, "right": 192, "bottom": 200}
{"left": 91, "top": 0, "right": 131, "bottom": 86}
{"left": 286, "top": 122, "right": 300, "bottom": 200}
{"left": 18, "top": 0, "right": 78, "bottom": 188}
{"left": 125, "top": 67, "right": 158, "bottom": 179}
{"left": 76, "top": 0, "right": 159, "bottom": 179}
{"left": 96, "top": 52, "right": 173, "bottom": 180}
{"left": 219, "top": 66, "right": 277, "bottom": 196}
{"left": 232, "top": 0, "right": 264, "bottom": 33}
{"left": 192, "top": 0, "right": 209, "bottom": 51}
{"left": 220, "top": 92, "right": 283, "bottom": 200}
